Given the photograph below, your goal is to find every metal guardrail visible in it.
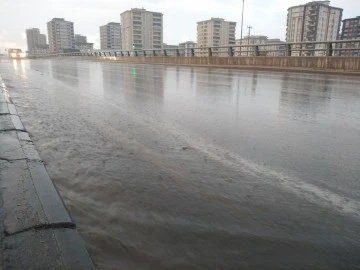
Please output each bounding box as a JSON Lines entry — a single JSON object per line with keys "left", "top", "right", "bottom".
{"left": 30, "top": 39, "right": 360, "bottom": 58}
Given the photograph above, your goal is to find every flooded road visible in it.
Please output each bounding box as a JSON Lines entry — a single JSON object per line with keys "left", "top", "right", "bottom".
{"left": 1, "top": 59, "right": 360, "bottom": 269}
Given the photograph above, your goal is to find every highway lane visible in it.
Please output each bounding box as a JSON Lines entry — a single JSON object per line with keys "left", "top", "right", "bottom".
{"left": 1, "top": 58, "right": 360, "bottom": 269}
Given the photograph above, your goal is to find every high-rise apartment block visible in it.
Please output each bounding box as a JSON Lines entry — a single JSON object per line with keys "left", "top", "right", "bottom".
{"left": 121, "top": 8, "right": 163, "bottom": 51}
{"left": 100, "top": 22, "right": 122, "bottom": 50}
{"left": 286, "top": 1, "right": 342, "bottom": 56}
{"left": 26, "top": 28, "right": 49, "bottom": 55}
{"left": 197, "top": 18, "right": 236, "bottom": 48}
{"left": 47, "top": 18, "right": 75, "bottom": 53}
{"left": 340, "top": 16, "right": 360, "bottom": 56}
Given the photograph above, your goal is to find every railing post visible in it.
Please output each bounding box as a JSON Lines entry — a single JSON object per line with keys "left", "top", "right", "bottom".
{"left": 208, "top": 47, "right": 212, "bottom": 57}
{"left": 228, "top": 47, "right": 234, "bottom": 57}
{"left": 153, "top": 50, "right": 156, "bottom": 56}
{"left": 176, "top": 49, "right": 180, "bottom": 57}
{"left": 285, "top": 44, "right": 291, "bottom": 56}
{"left": 143, "top": 50, "right": 146, "bottom": 57}
{"left": 191, "top": 48, "right": 195, "bottom": 57}
{"left": 163, "top": 49, "right": 167, "bottom": 56}
{"left": 326, "top": 42, "right": 333, "bottom": 57}
{"left": 254, "top": 45, "right": 259, "bottom": 56}
{"left": 135, "top": 50, "right": 138, "bottom": 56}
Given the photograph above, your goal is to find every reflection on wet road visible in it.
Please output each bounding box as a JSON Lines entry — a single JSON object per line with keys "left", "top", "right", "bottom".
{"left": 1, "top": 59, "right": 360, "bottom": 269}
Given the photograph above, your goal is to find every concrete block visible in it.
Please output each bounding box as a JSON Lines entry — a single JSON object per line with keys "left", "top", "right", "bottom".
{"left": 0, "top": 102, "right": 9, "bottom": 114}
{"left": 0, "top": 114, "right": 14, "bottom": 131}
{"left": 10, "top": 115, "right": 24, "bottom": 131}
{"left": 27, "top": 161, "right": 73, "bottom": 225}
{"left": 2, "top": 228, "right": 95, "bottom": 269}
{"left": 20, "top": 140, "right": 41, "bottom": 161}
{"left": 0, "top": 131, "right": 24, "bottom": 160}
{"left": 0, "top": 160, "right": 47, "bottom": 235}
{"left": 0, "top": 92, "right": 6, "bottom": 103}
{"left": 17, "top": 131, "right": 31, "bottom": 142}
{"left": 8, "top": 103, "right": 17, "bottom": 115}
{"left": 54, "top": 229, "right": 96, "bottom": 269}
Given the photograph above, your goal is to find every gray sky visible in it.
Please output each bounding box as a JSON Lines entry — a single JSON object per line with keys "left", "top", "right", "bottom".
{"left": 0, "top": 0, "right": 359, "bottom": 52}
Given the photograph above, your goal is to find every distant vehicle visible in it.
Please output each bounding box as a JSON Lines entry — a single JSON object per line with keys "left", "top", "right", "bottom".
{"left": 8, "top": 48, "right": 27, "bottom": 59}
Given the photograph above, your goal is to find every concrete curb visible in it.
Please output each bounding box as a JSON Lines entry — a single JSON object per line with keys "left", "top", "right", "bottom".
{"left": 0, "top": 76, "right": 95, "bottom": 269}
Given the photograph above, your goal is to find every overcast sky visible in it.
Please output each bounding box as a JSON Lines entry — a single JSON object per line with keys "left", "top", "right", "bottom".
{"left": 0, "top": 0, "right": 359, "bottom": 52}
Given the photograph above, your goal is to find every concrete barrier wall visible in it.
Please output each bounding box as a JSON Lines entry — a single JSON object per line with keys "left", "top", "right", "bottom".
{"left": 68, "top": 56, "right": 360, "bottom": 73}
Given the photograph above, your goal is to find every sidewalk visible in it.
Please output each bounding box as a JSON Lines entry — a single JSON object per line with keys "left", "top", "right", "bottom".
{"left": 0, "top": 76, "right": 95, "bottom": 269}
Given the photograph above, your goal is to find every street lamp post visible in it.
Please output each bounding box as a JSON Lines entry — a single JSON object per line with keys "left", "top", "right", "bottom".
{"left": 240, "top": 0, "right": 245, "bottom": 56}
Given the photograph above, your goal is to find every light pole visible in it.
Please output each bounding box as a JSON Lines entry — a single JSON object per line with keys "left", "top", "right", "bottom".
{"left": 239, "top": 0, "right": 245, "bottom": 56}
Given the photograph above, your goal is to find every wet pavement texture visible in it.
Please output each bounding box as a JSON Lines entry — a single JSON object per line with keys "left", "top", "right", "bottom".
{"left": 0, "top": 59, "right": 360, "bottom": 269}
{"left": 0, "top": 74, "right": 94, "bottom": 269}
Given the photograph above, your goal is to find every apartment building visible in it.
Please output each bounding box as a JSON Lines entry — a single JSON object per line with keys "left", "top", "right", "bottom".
{"left": 236, "top": 35, "right": 267, "bottom": 56}
{"left": 236, "top": 36, "right": 285, "bottom": 56}
{"left": 266, "top": 39, "right": 286, "bottom": 56}
{"left": 340, "top": 16, "right": 360, "bottom": 56}
{"left": 197, "top": 18, "right": 236, "bottom": 49}
{"left": 47, "top": 18, "right": 75, "bottom": 53}
{"left": 74, "top": 34, "right": 93, "bottom": 52}
{"left": 121, "top": 8, "right": 163, "bottom": 51}
{"left": 26, "top": 28, "right": 49, "bottom": 55}
{"left": 75, "top": 34, "right": 87, "bottom": 44}
{"left": 179, "top": 41, "right": 197, "bottom": 56}
{"left": 100, "top": 22, "right": 121, "bottom": 50}
{"left": 286, "top": 1, "right": 342, "bottom": 56}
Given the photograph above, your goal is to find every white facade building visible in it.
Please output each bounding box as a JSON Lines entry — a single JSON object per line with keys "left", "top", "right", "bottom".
{"left": 26, "top": 28, "right": 49, "bottom": 55}
{"left": 100, "top": 22, "right": 121, "bottom": 50}
{"left": 47, "top": 18, "right": 75, "bottom": 53}
{"left": 121, "top": 8, "right": 163, "bottom": 51}
{"left": 286, "top": 1, "right": 342, "bottom": 56}
{"left": 197, "top": 18, "right": 236, "bottom": 48}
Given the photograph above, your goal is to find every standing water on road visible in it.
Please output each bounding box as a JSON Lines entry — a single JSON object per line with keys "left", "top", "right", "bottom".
{"left": 1, "top": 59, "right": 360, "bottom": 269}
